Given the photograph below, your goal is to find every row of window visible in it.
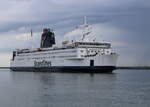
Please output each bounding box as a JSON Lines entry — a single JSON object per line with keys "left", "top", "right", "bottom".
{"left": 17, "top": 50, "right": 77, "bottom": 57}
{"left": 17, "top": 55, "right": 77, "bottom": 61}
{"left": 75, "top": 42, "right": 110, "bottom": 46}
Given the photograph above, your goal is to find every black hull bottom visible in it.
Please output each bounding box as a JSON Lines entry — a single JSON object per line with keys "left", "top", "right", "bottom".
{"left": 10, "top": 66, "right": 116, "bottom": 73}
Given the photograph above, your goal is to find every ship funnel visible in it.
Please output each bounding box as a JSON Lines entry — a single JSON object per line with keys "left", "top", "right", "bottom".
{"left": 40, "top": 28, "right": 55, "bottom": 48}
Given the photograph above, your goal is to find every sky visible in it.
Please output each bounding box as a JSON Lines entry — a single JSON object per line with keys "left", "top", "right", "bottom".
{"left": 0, "top": 0, "right": 150, "bottom": 66}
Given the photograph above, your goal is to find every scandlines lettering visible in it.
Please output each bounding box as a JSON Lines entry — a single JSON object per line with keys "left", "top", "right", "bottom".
{"left": 34, "top": 60, "right": 51, "bottom": 67}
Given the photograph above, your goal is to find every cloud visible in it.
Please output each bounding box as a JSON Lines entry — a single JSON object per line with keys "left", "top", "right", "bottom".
{"left": 0, "top": 0, "right": 149, "bottom": 32}
{"left": 0, "top": 0, "right": 150, "bottom": 66}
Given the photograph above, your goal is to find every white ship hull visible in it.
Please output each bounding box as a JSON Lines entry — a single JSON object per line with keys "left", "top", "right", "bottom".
{"left": 10, "top": 48, "right": 118, "bottom": 73}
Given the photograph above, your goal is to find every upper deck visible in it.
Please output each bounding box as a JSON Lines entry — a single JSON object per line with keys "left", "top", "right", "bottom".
{"left": 15, "top": 41, "right": 111, "bottom": 55}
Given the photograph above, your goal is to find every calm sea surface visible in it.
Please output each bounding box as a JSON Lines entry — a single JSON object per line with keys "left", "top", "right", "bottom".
{"left": 0, "top": 69, "right": 150, "bottom": 107}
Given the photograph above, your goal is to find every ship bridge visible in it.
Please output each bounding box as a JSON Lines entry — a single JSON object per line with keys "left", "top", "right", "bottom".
{"left": 74, "top": 42, "right": 111, "bottom": 48}
{"left": 62, "top": 41, "right": 111, "bottom": 49}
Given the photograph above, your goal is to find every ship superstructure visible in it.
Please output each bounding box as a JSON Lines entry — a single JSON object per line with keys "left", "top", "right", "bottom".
{"left": 10, "top": 17, "right": 118, "bottom": 73}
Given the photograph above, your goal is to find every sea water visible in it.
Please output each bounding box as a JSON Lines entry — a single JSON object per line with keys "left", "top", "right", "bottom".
{"left": 0, "top": 69, "right": 150, "bottom": 107}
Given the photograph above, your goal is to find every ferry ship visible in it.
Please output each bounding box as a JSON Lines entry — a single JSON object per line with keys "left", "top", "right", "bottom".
{"left": 10, "top": 17, "right": 118, "bottom": 73}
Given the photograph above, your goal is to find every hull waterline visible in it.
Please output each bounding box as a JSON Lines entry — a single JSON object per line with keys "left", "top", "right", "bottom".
{"left": 10, "top": 66, "right": 116, "bottom": 73}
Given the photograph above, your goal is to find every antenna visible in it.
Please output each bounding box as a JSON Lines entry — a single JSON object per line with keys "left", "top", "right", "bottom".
{"left": 84, "top": 16, "right": 87, "bottom": 25}
{"left": 31, "top": 29, "right": 33, "bottom": 37}
{"left": 30, "top": 29, "right": 34, "bottom": 49}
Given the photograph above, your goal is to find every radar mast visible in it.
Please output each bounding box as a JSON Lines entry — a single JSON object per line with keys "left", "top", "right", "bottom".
{"left": 82, "top": 16, "right": 92, "bottom": 41}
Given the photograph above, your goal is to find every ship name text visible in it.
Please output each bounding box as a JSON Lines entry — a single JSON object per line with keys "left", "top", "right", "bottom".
{"left": 34, "top": 60, "right": 51, "bottom": 67}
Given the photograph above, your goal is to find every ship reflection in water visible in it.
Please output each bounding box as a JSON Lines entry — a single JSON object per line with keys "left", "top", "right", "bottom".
{"left": 0, "top": 69, "right": 150, "bottom": 107}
